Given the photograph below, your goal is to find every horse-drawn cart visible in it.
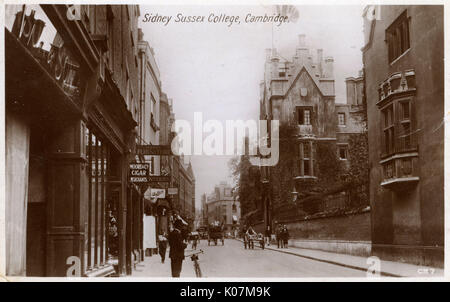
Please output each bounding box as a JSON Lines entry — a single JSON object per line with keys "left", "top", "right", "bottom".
{"left": 244, "top": 233, "right": 265, "bottom": 250}
{"left": 207, "top": 224, "right": 224, "bottom": 246}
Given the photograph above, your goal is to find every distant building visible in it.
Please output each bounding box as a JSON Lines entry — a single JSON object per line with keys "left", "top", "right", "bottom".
{"left": 362, "top": 5, "right": 444, "bottom": 266}
{"left": 206, "top": 182, "right": 241, "bottom": 234}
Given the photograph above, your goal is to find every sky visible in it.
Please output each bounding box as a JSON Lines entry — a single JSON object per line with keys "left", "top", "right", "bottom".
{"left": 139, "top": 5, "right": 365, "bottom": 209}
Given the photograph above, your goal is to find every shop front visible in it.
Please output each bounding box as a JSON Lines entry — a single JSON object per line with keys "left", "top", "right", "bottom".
{"left": 5, "top": 4, "right": 137, "bottom": 277}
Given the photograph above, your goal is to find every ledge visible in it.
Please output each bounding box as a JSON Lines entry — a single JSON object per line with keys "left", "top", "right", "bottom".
{"left": 381, "top": 176, "right": 419, "bottom": 190}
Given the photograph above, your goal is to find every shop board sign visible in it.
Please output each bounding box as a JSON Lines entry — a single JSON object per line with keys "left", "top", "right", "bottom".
{"left": 148, "top": 175, "right": 171, "bottom": 183}
{"left": 168, "top": 188, "right": 178, "bottom": 195}
{"left": 129, "top": 163, "right": 150, "bottom": 183}
{"left": 150, "top": 188, "right": 166, "bottom": 199}
{"left": 137, "top": 145, "right": 172, "bottom": 155}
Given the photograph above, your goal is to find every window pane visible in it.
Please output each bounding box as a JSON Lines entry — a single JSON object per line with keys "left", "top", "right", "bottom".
{"left": 403, "top": 123, "right": 411, "bottom": 149}
{"left": 401, "top": 102, "right": 410, "bottom": 120}
{"left": 304, "top": 110, "right": 311, "bottom": 125}
{"left": 303, "top": 143, "right": 310, "bottom": 159}
{"left": 304, "top": 159, "right": 310, "bottom": 176}
{"left": 339, "top": 147, "right": 347, "bottom": 159}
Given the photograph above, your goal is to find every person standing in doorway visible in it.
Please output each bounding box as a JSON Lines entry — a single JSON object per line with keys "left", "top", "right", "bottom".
{"left": 168, "top": 219, "right": 187, "bottom": 277}
{"left": 158, "top": 233, "right": 168, "bottom": 263}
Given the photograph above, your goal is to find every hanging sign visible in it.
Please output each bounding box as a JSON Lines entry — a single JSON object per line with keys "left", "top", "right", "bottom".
{"left": 137, "top": 145, "right": 172, "bottom": 155}
{"left": 129, "top": 163, "right": 150, "bottom": 183}
{"left": 150, "top": 188, "right": 166, "bottom": 199}
{"left": 168, "top": 188, "right": 178, "bottom": 195}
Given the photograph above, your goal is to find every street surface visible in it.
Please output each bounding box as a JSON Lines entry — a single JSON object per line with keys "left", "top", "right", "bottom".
{"left": 133, "top": 239, "right": 366, "bottom": 278}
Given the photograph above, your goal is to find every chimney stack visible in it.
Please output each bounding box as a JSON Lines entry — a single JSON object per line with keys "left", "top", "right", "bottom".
{"left": 317, "top": 49, "right": 323, "bottom": 77}
{"left": 323, "top": 56, "right": 334, "bottom": 78}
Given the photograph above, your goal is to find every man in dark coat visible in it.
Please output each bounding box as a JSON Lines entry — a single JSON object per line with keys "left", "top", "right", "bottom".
{"left": 276, "top": 224, "right": 283, "bottom": 248}
{"left": 282, "top": 225, "right": 289, "bottom": 248}
{"left": 168, "top": 219, "right": 187, "bottom": 277}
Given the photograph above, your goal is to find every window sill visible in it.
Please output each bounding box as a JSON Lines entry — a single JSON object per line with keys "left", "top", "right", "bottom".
{"left": 380, "top": 150, "right": 418, "bottom": 162}
{"left": 293, "top": 176, "right": 317, "bottom": 180}
{"left": 380, "top": 176, "right": 419, "bottom": 191}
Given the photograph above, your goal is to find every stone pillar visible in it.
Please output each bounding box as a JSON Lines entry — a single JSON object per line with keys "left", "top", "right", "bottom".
{"left": 46, "top": 118, "right": 88, "bottom": 276}
{"left": 5, "top": 111, "right": 30, "bottom": 276}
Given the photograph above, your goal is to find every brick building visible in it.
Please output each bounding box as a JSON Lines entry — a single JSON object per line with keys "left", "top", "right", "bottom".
{"left": 362, "top": 5, "right": 444, "bottom": 266}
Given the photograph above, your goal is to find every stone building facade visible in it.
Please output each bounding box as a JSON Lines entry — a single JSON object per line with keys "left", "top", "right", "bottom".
{"left": 257, "top": 35, "right": 370, "bottom": 255}
{"left": 4, "top": 4, "right": 149, "bottom": 276}
{"left": 362, "top": 5, "right": 444, "bottom": 266}
{"left": 207, "top": 182, "right": 241, "bottom": 234}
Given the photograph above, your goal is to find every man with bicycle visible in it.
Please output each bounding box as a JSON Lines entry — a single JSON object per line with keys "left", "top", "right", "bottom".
{"left": 168, "top": 218, "right": 187, "bottom": 277}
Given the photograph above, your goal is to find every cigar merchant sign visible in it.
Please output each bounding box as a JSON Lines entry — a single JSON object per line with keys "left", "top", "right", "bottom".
{"left": 129, "top": 163, "right": 150, "bottom": 183}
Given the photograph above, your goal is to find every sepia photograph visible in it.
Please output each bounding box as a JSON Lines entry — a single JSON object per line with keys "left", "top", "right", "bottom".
{"left": 1, "top": 1, "right": 447, "bottom": 282}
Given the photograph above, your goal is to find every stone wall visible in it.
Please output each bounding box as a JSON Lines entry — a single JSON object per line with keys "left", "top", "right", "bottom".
{"left": 285, "top": 210, "right": 371, "bottom": 256}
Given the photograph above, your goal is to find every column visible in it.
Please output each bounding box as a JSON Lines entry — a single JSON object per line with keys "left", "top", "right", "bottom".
{"left": 46, "top": 118, "right": 87, "bottom": 276}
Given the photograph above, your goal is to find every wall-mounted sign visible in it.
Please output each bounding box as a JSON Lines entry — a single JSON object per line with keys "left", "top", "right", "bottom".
{"left": 129, "top": 163, "right": 150, "bottom": 183}
{"left": 137, "top": 145, "right": 172, "bottom": 156}
{"left": 148, "top": 175, "right": 171, "bottom": 183}
{"left": 150, "top": 188, "right": 166, "bottom": 199}
{"left": 168, "top": 188, "right": 178, "bottom": 195}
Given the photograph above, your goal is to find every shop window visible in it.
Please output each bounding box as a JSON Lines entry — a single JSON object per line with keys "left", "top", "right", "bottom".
{"left": 338, "top": 113, "right": 346, "bottom": 126}
{"left": 297, "top": 107, "right": 312, "bottom": 125}
{"left": 386, "top": 11, "right": 410, "bottom": 63}
{"left": 86, "top": 128, "right": 113, "bottom": 272}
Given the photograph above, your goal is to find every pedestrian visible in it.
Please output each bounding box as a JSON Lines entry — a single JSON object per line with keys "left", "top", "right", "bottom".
{"left": 168, "top": 219, "right": 187, "bottom": 277}
{"left": 246, "top": 226, "right": 257, "bottom": 249}
{"left": 191, "top": 233, "right": 198, "bottom": 250}
{"left": 158, "top": 233, "right": 168, "bottom": 263}
{"left": 282, "top": 225, "right": 289, "bottom": 248}
{"left": 276, "top": 225, "right": 283, "bottom": 248}
{"left": 264, "top": 225, "right": 271, "bottom": 246}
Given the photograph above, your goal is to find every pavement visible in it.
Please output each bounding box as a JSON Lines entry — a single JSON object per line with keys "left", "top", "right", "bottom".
{"left": 242, "top": 239, "right": 444, "bottom": 278}
{"left": 132, "top": 239, "right": 444, "bottom": 278}
{"left": 133, "top": 239, "right": 369, "bottom": 278}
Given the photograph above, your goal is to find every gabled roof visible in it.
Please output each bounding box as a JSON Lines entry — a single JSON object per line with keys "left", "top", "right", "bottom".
{"left": 283, "top": 63, "right": 334, "bottom": 98}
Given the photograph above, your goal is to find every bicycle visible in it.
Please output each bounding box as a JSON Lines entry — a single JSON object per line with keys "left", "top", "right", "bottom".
{"left": 185, "top": 249, "right": 204, "bottom": 277}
